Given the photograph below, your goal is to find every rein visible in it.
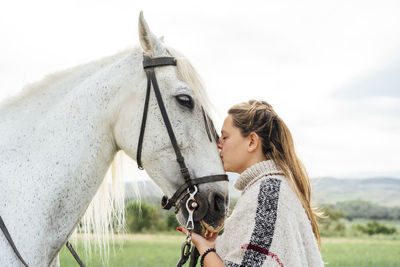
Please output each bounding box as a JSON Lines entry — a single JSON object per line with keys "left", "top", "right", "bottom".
{"left": 0, "top": 215, "right": 85, "bottom": 267}
{"left": 0, "top": 216, "right": 29, "bottom": 267}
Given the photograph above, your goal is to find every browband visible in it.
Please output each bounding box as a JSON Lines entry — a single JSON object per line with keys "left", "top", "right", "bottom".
{"left": 143, "top": 56, "right": 177, "bottom": 68}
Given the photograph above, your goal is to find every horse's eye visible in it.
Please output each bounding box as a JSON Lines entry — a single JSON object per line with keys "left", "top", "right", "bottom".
{"left": 176, "top": 94, "right": 194, "bottom": 109}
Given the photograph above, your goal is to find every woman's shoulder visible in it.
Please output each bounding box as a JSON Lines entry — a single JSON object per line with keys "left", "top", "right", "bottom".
{"left": 236, "top": 174, "right": 286, "bottom": 220}
{"left": 240, "top": 171, "right": 285, "bottom": 195}
{"left": 242, "top": 174, "right": 302, "bottom": 212}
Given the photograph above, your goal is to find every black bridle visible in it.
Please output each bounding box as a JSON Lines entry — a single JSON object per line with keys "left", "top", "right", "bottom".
{"left": 0, "top": 53, "right": 227, "bottom": 267}
{"left": 137, "top": 54, "right": 228, "bottom": 267}
{"left": 137, "top": 54, "right": 228, "bottom": 213}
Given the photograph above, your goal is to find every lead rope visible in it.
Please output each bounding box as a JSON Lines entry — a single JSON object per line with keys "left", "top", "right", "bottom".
{"left": 189, "top": 247, "right": 200, "bottom": 267}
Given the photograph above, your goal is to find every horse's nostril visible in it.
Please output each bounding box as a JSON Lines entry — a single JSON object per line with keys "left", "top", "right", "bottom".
{"left": 211, "top": 192, "right": 225, "bottom": 213}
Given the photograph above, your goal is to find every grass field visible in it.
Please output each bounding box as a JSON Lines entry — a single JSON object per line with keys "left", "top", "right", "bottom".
{"left": 59, "top": 234, "right": 400, "bottom": 266}
{"left": 321, "top": 238, "right": 400, "bottom": 267}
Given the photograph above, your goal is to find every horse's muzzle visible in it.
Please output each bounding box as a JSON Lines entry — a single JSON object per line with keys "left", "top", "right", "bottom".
{"left": 181, "top": 190, "right": 227, "bottom": 234}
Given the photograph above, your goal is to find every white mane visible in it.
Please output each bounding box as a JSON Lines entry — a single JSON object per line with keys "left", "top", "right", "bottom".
{"left": 167, "top": 46, "right": 216, "bottom": 118}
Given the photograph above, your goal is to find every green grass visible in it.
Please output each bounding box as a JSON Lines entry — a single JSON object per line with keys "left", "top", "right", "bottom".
{"left": 60, "top": 234, "right": 183, "bottom": 267}
{"left": 321, "top": 238, "right": 400, "bottom": 267}
{"left": 60, "top": 234, "right": 400, "bottom": 267}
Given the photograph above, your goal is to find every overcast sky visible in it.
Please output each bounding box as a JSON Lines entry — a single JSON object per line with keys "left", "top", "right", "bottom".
{"left": 1, "top": 0, "right": 399, "bottom": 179}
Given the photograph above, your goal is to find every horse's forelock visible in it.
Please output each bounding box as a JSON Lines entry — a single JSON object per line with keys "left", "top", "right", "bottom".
{"left": 166, "top": 46, "right": 218, "bottom": 120}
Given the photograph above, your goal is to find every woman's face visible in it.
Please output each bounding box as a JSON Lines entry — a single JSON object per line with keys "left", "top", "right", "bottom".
{"left": 217, "top": 115, "right": 249, "bottom": 174}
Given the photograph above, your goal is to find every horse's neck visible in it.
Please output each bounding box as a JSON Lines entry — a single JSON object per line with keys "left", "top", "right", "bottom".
{"left": 0, "top": 49, "right": 141, "bottom": 266}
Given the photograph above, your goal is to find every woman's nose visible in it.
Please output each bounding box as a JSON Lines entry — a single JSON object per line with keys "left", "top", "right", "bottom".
{"left": 217, "top": 138, "right": 222, "bottom": 149}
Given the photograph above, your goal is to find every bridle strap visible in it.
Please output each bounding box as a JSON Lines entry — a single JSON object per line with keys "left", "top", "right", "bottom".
{"left": 161, "top": 174, "right": 229, "bottom": 210}
{"left": 148, "top": 67, "right": 190, "bottom": 181}
{"left": 0, "top": 215, "right": 85, "bottom": 267}
{"left": 136, "top": 55, "right": 192, "bottom": 181}
{"left": 0, "top": 216, "right": 29, "bottom": 267}
{"left": 136, "top": 65, "right": 152, "bottom": 170}
{"left": 66, "top": 241, "right": 85, "bottom": 267}
{"left": 201, "top": 107, "right": 213, "bottom": 142}
{"left": 143, "top": 56, "right": 177, "bottom": 68}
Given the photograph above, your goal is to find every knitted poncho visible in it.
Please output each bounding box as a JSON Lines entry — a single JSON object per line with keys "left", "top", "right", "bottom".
{"left": 215, "top": 160, "right": 324, "bottom": 267}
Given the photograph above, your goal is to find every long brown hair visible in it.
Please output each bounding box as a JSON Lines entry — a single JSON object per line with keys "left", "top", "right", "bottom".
{"left": 228, "top": 100, "right": 322, "bottom": 248}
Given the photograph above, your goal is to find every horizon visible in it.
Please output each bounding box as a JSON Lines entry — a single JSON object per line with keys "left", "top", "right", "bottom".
{"left": 122, "top": 174, "right": 400, "bottom": 183}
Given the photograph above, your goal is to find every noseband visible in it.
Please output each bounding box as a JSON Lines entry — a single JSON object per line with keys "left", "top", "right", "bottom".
{"left": 136, "top": 54, "right": 228, "bottom": 213}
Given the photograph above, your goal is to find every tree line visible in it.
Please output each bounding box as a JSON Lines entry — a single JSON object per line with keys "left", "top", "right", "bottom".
{"left": 326, "top": 200, "right": 400, "bottom": 220}
{"left": 318, "top": 201, "right": 398, "bottom": 237}
{"left": 125, "top": 200, "right": 179, "bottom": 232}
{"left": 123, "top": 198, "right": 400, "bottom": 235}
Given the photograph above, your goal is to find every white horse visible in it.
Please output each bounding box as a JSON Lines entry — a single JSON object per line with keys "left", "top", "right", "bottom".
{"left": 0, "top": 12, "right": 228, "bottom": 267}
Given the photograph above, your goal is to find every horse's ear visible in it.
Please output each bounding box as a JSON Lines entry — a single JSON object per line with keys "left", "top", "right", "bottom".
{"left": 138, "top": 11, "right": 157, "bottom": 53}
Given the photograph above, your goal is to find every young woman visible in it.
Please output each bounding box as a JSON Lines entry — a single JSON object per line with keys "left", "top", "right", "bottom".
{"left": 178, "top": 100, "right": 324, "bottom": 266}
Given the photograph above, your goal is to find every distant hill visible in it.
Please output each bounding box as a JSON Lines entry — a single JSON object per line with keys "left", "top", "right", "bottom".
{"left": 311, "top": 177, "right": 400, "bottom": 207}
{"left": 124, "top": 177, "right": 400, "bottom": 207}
{"left": 125, "top": 180, "right": 163, "bottom": 199}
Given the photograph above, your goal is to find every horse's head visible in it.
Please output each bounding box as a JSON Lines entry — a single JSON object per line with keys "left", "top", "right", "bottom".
{"left": 113, "top": 12, "right": 228, "bottom": 235}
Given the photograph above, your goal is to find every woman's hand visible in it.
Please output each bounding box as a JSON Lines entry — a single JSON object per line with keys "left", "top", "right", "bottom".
{"left": 177, "top": 227, "right": 218, "bottom": 255}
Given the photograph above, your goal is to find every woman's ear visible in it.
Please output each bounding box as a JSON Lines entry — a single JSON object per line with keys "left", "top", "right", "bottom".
{"left": 247, "top": 132, "right": 259, "bottom": 152}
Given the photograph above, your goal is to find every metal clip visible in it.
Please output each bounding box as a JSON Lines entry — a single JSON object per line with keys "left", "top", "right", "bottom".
{"left": 177, "top": 185, "right": 199, "bottom": 267}
{"left": 185, "top": 185, "right": 198, "bottom": 230}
